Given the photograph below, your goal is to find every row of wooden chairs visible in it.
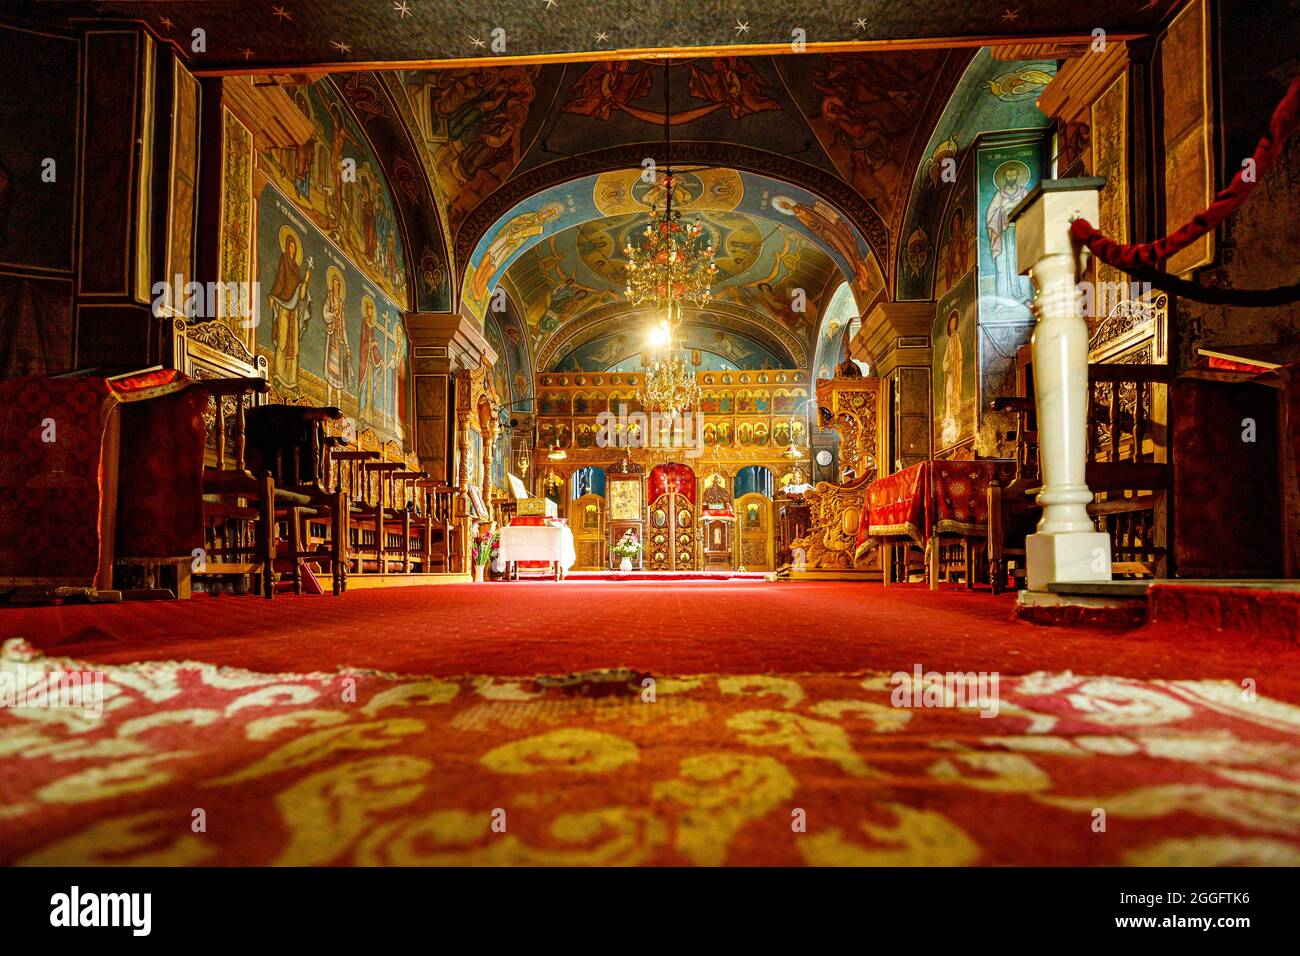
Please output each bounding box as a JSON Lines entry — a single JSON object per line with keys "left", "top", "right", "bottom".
{"left": 192, "top": 376, "right": 459, "bottom": 598}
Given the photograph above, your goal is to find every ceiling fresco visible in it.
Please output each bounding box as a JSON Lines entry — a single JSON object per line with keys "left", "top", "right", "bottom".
{"left": 464, "top": 168, "right": 884, "bottom": 328}
{"left": 411, "top": 53, "right": 965, "bottom": 283}
{"left": 499, "top": 209, "right": 838, "bottom": 341}
{"left": 554, "top": 323, "right": 786, "bottom": 374}
{"left": 26, "top": 2, "right": 1185, "bottom": 72}
{"left": 506, "top": 59, "right": 840, "bottom": 182}
{"left": 894, "top": 48, "right": 1058, "bottom": 301}
{"left": 540, "top": 303, "right": 805, "bottom": 373}
{"left": 813, "top": 281, "right": 861, "bottom": 380}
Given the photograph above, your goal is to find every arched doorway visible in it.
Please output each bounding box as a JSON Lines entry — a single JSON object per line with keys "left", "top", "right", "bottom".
{"left": 735, "top": 465, "right": 775, "bottom": 571}
{"left": 647, "top": 463, "right": 697, "bottom": 571}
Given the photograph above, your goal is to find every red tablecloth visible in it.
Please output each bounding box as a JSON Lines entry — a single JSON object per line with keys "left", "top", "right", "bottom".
{"left": 929, "top": 459, "right": 1017, "bottom": 537}
{"left": 865, "top": 461, "right": 928, "bottom": 544}
{"left": 858, "top": 459, "right": 1018, "bottom": 556}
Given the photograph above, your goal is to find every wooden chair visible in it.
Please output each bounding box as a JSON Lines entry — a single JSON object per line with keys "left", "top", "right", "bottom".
{"left": 195, "top": 377, "right": 276, "bottom": 598}
{"left": 1085, "top": 363, "right": 1172, "bottom": 577}
{"left": 364, "top": 461, "right": 405, "bottom": 574}
{"left": 245, "top": 404, "right": 349, "bottom": 595}
{"left": 987, "top": 395, "right": 1039, "bottom": 594}
{"left": 417, "top": 479, "right": 458, "bottom": 572}
{"left": 987, "top": 357, "right": 1172, "bottom": 592}
{"left": 334, "top": 449, "right": 382, "bottom": 576}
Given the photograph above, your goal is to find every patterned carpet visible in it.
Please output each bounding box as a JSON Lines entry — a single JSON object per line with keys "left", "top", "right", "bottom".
{"left": 4, "top": 636, "right": 1300, "bottom": 866}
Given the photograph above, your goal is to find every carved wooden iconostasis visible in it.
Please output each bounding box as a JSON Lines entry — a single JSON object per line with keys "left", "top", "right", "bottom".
{"left": 531, "top": 369, "right": 812, "bottom": 570}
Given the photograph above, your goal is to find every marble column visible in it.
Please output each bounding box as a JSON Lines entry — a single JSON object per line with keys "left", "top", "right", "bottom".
{"left": 1010, "top": 178, "right": 1112, "bottom": 591}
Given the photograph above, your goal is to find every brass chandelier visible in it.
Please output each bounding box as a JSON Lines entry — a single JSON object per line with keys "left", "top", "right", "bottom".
{"left": 622, "top": 170, "right": 717, "bottom": 308}
{"left": 625, "top": 65, "right": 715, "bottom": 417}
{"left": 637, "top": 299, "right": 701, "bottom": 416}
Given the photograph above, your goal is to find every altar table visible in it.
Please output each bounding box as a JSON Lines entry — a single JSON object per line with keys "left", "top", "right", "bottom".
{"left": 495, "top": 524, "right": 576, "bottom": 581}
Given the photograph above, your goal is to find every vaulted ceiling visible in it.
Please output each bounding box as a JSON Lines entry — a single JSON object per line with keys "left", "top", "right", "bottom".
{"left": 17, "top": 0, "right": 1194, "bottom": 388}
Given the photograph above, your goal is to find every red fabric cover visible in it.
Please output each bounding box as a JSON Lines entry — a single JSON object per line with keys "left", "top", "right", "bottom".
{"left": 0, "top": 376, "right": 117, "bottom": 584}
{"left": 648, "top": 462, "right": 696, "bottom": 503}
{"left": 0, "top": 372, "right": 207, "bottom": 583}
{"left": 928, "top": 459, "right": 1015, "bottom": 537}
{"left": 109, "top": 367, "right": 187, "bottom": 397}
{"left": 866, "top": 461, "right": 928, "bottom": 544}
{"left": 114, "top": 385, "right": 207, "bottom": 559}
{"left": 1072, "top": 75, "right": 1300, "bottom": 272}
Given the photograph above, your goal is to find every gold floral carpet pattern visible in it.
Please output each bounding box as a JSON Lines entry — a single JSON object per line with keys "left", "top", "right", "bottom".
{"left": 3, "top": 638, "right": 1300, "bottom": 866}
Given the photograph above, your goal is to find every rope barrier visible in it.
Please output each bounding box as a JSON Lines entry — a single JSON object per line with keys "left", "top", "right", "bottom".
{"left": 1069, "top": 75, "right": 1300, "bottom": 306}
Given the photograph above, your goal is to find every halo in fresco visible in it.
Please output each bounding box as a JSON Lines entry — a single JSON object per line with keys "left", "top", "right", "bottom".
{"left": 277, "top": 225, "right": 304, "bottom": 263}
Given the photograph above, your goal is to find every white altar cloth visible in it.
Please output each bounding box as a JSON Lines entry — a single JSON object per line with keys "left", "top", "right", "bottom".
{"left": 494, "top": 525, "right": 576, "bottom": 574}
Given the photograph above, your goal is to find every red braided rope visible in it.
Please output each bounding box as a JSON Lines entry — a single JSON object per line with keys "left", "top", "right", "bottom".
{"left": 1071, "top": 75, "right": 1300, "bottom": 271}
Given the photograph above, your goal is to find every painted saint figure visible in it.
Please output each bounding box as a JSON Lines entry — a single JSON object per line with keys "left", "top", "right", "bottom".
{"left": 939, "top": 309, "right": 964, "bottom": 448}
{"left": 985, "top": 161, "right": 1031, "bottom": 304}
{"left": 944, "top": 206, "right": 970, "bottom": 291}
{"left": 267, "top": 229, "right": 312, "bottom": 391}
{"left": 387, "top": 318, "right": 406, "bottom": 433}
{"left": 358, "top": 296, "right": 385, "bottom": 422}
{"left": 322, "top": 267, "right": 350, "bottom": 403}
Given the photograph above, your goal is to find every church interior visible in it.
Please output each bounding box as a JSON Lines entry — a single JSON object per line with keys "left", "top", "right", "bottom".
{"left": 1, "top": 0, "right": 1299, "bottom": 870}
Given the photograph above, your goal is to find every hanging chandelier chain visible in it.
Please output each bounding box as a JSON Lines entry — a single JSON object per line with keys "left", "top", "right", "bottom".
{"left": 623, "top": 63, "right": 714, "bottom": 419}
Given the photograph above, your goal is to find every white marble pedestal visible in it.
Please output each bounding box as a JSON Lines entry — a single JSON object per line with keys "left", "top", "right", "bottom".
{"left": 1011, "top": 177, "right": 1113, "bottom": 592}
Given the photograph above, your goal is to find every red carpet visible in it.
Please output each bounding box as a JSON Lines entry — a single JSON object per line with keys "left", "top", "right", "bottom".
{"left": 4, "top": 581, "right": 1299, "bottom": 688}
{"left": 4, "top": 636, "right": 1300, "bottom": 866}
{"left": 1148, "top": 583, "right": 1300, "bottom": 640}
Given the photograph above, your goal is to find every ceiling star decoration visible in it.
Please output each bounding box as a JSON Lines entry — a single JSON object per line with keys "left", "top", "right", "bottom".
{"left": 272, "top": 5, "right": 292, "bottom": 22}
{"left": 470, "top": 35, "right": 485, "bottom": 48}
{"left": 594, "top": 30, "right": 609, "bottom": 43}
{"left": 854, "top": 17, "right": 868, "bottom": 31}
{"left": 735, "top": 21, "right": 750, "bottom": 35}
{"left": 241, "top": 48, "right": 255, "bottom": 59}
{"left": 543, "top": 0, "right": 558, "bottom": 8}
{"left": 159, "top": 16, "right": 173, "bottom": 30}
{"left": 1002, "top": 7, "right": 1020, "bottom": 22}
{"left": 393, "top": 1, "right": 412, "bottom": 17}
{"left": 330, "top": 39, "right": 351, "bottom": 53}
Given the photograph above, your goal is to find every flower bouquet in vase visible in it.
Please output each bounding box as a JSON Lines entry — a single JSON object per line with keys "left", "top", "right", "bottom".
{"left": 612, "top": 530, "right": 642, "bottom": 572}
{"left": 472, "top": 524, "right": 498, "bottom": 582}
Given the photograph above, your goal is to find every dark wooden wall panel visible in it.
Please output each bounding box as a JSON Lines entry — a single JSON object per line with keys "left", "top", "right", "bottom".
{"left": 78, "top": 31, "right": 139, "bottom": 296}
